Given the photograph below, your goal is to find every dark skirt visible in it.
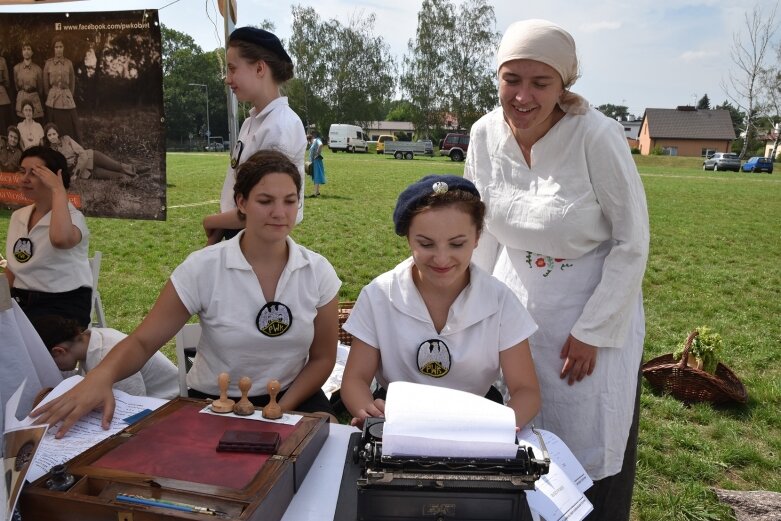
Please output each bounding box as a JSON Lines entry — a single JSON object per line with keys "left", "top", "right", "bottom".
{"left": 11, "top": 285, "right": 92, "bottom": 329}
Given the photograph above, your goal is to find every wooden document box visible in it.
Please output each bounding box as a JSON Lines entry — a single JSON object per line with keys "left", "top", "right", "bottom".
{"left": 20, "top": 397, "right": 329, "bottom": 520}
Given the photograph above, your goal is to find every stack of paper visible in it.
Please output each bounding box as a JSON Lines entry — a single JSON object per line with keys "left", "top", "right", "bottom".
{"left": 382, "top": 381, "right": 519, "bottom": 458}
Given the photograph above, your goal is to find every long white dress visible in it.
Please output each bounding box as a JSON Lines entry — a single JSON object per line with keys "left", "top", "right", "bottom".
{"left": 465, "top": 107, "right": 649, "bottom": 480}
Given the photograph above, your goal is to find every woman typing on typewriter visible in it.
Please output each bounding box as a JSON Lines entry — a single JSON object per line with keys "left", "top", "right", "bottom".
{"left": 340, "top": 175, "right": 540, "bottom": 429}
{"left": 32, "top": 150, "right": 341, "bottom": 436}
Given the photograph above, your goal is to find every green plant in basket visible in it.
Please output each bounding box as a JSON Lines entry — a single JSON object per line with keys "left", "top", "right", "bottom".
{"left": 673, "top": 326, "right": 722, "bottom": 374}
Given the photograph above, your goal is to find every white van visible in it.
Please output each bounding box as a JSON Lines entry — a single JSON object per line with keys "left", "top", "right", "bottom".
{"left": 328, "top": 124, "right": 369, "bottom": 153}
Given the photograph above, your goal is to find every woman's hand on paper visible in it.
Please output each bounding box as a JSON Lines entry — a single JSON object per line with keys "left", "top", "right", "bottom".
{"left": 349, "top": 399, "right": 385, "bottom": 429}
{"left": 559, "top": 335, "right": 597, "bottom": 385}
{"left": 29, "top": 372, "right": 117, "bottom": 438}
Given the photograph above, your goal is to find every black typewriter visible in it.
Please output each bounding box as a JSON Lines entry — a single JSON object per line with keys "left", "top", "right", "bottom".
{"left": 350, "top": 418, "right": 550, "bottom": 521}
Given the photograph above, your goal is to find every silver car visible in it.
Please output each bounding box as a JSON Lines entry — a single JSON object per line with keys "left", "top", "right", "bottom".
{"left": 703, "top": 152, "right": 741, "bottom": 172}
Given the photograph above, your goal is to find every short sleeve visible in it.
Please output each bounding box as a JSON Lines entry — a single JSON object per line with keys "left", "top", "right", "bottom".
{"left": 68, "top": 205, "right": 89, "bottom": 241}
{"left": 342, "top": 285, "right": 380, "bottom": 349}
{"left": 313, "top": 254, "right": 341, "bottom": 307}
{"left": 170, "top": 253, "right": 206, "bottom": 316}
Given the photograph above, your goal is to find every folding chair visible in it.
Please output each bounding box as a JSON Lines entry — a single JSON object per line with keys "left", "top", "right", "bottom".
{"left": 89, "top": 251, "right": 107, "bottom": 327}
{"left": 174, "top": 323, "right": 201, "bottom": 397}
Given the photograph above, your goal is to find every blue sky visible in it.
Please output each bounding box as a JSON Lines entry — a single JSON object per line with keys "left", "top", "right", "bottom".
{"left": 2, "top": 0, "right": 778, "bottom": 118}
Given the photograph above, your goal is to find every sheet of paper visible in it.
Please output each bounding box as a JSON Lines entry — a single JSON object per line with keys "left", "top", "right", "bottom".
{"left": 382, "top": 382, "right": 518, "bottom": 458}
{"left": 198, "top": 406, "right": 301, "bottom": 425}
{"left": 518, "top": 427, "right": 594, "bottom": 521}
{"left": 24, "top": 376, "right": 167, "bottom": 483}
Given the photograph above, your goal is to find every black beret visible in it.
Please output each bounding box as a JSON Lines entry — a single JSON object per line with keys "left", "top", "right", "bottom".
{"left": 393, "top": 175, "right": 481, "bottom": 236}
{"left": 229, "top": 27, "right": 292, "bottom": 64}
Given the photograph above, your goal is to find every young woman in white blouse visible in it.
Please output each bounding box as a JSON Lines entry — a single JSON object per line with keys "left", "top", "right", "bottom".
{"left": 32, "top": 150, "right": 340, "bottom": 437}
{"left": 464, "top": 19, "right": 649, "bottom": 521}
{"left": 340, "top": 175, "right": 540, "bottom": 430}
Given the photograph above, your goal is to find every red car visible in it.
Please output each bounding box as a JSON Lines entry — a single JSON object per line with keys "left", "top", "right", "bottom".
{"left": 439, "top": 133, "right": 469, "bottom": 161}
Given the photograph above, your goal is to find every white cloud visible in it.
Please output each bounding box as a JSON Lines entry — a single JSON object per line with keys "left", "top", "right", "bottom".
{"left": 679, "top": 50, "right": 719, "bottom": 62}
{"left": 579, "top": 20, "right": 622, "bottom": 33}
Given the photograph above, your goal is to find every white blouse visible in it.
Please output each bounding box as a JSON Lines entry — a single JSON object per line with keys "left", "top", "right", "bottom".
{"left": 465, "top": 107, "right": 649, "bottom": 348}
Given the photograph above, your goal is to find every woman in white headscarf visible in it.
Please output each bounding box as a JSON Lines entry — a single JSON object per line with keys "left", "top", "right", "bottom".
{"left": 465, "top": 19, "right": 649, "bottom": 520}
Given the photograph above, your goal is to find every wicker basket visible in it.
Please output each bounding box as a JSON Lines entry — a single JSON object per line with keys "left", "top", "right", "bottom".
{"left": 337, "top": 301, "right": 355, "bottom": 346}
{"left": 642, "top": 330, "right": 748, "bottom": 405}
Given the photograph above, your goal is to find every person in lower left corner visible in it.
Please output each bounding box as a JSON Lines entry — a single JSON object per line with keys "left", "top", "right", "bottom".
{"left": 30, "top": 315, "right": 180, "bottom": 400}
{"left": 307, "top": 131, "right": 326, "bottom": 197}
{"left": 4, "top": 146, "right": 92, "bottom": 328}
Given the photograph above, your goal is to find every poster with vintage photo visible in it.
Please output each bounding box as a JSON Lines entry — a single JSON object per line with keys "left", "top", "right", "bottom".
{"left": 0, "top": 9, "right": 165, "bottom": 220}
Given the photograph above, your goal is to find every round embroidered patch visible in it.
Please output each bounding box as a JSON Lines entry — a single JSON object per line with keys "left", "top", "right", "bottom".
{"left": 13, "top": 238, "right": 33, "bottom": 263}
{"left": 256, "top": 302, "right": 293, "bottom": 337}
{"left": 417, "top": 339, "right": 451, "bottom": 378}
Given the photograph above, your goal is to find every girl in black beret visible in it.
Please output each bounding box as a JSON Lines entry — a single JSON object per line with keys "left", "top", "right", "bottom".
{"left": 203, "top": 27, "right": 307, "bottom": 244}
{"left": 340, "top": 175, "right": 540, "bottom": 430}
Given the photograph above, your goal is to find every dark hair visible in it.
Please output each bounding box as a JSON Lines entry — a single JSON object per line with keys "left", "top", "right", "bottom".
{"left": 229, "top": 39, "right": 294, "bottom": 83}
{"left": 7, "top": 126, "right": 21, "bottom": 148}
{"left": 404, "top": 190, "right": 486, "bottom": 237}
{"left": 29, "top": 315, "right": 83, "bottom": 352}
{"left": 233, "top": 150, "right": 301, "bottom": 220}
{"left": 42, "top": 122, "right": 62, "bottom": 147}
{"left": 20, "top": 146, "right": 71, "bottom": 189}
{"left": 21, "top": 101, "right": 34, "bottom": 113}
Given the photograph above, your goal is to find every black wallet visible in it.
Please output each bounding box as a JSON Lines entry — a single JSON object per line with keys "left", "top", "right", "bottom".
{"left": 216, "top": 430, "right": 280, "bottom": 454}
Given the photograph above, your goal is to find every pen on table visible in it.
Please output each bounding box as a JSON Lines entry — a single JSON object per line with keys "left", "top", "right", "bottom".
{"left": 115, "top": 493, "right": 226, "bottom": 516}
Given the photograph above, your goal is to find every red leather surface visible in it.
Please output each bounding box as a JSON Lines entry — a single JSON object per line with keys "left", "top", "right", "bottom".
{"left": 93, "top": 403, "right": 296, "bottom": 489}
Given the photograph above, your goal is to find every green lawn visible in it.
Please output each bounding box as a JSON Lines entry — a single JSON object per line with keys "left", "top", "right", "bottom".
{"left": 2, "top": 151, "right": 779, "bottom": 521}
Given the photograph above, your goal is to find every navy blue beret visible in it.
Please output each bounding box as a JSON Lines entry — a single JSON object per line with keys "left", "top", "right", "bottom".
{"left": 229, "top": 27, "right": 292, "bottom": 64}
{"left": 393, "top": 175, "right": 481, "bottom": 236}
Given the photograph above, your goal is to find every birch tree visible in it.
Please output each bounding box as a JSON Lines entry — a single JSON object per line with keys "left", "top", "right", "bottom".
{"left": 722, "top": 3, "right": 779, "bottom": 158}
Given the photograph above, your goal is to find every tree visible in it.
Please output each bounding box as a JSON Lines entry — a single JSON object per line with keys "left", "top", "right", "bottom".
{"left": 697, "top": 94, "right": 711, "bottom": 110}
{"left": 401, "top": 0, "right": 453, "bottom": 138}
{"left": 596, "top": 103, "right": 629, "bottom": 120}
{"left": 759, "top": 66, "right": 781, "bottom": 159}
{"left": 444, "top": 0, "right": 500, "bottom": 131}
{"left": 287, "top": 6, "right": 395, "bottom": 134}
{"left": 722, "top": 3, "right": 778, "bottom": 158}
{"left": 717, "top": 100, "right": 746, "bottom": 137}
{"left": 161, "top": 25, "right": 226, "bottom": 145}
{"left": 385, "top": 100, "right": 418, "bottom": 121}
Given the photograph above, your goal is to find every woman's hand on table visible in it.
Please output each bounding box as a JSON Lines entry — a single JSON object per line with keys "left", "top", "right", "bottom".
{"left": 559, "top": 335, "right": 597, "bottom": 385}
{"left": 30, "top": 371, "right": 117, "bottom": 438}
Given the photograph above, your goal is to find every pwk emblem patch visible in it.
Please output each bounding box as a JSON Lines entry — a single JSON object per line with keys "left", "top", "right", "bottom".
{"left": 417, "top": 339, "right": 451, "bottom": 378}
{"left": 256, "top": 302, "right": 292, "bottom": 337}
{"left": 13, "top": 238, "right": 33, "bottom": 263}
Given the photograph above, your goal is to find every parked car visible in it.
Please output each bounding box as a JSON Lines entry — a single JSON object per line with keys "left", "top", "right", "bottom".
{"left": 205, "top": 136, "right": 225, "bottom": 152}
{"left": 439, "top": 133, "right": 469, "bottom": 161}
{"left": 741, "top": 156, "right": 773, "bottom": 173}
{"left": 703, "top": 152, "right": 741, "bottom": 172}
{"left": 328, "top": 124, "right": 369, "bottom": 153}
{"left": 375, "top": 134, "right": 397, "bottom": 154}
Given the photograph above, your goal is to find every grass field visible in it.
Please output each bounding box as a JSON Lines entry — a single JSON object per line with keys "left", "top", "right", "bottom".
{"left": 2, "top": 151, "right": 780, "bottom": 520}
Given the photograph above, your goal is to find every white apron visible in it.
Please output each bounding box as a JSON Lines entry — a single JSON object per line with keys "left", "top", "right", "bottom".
{"left": 494, "top": 241, "right": 644, "bottom": 480}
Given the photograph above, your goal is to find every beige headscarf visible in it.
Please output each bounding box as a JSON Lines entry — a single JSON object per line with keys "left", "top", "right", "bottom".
{"left": 496, "top": 19, "right": 589, "bottom": 115}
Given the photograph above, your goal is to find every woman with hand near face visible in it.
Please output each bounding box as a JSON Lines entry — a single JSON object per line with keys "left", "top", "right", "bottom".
{"left": 465, "top": 20, "right": 649, "bottom": 520}
{"left": 31, "top": 150, "right": 340, "bottom": 438}
{"left": 340, "top": 175, "right": 540, "bottom": 430}
{"left": 4, "top": 146, "right": 92, "bottom": 328}
{"left": 202, "top": 27, "right": 306, "bottom": 245}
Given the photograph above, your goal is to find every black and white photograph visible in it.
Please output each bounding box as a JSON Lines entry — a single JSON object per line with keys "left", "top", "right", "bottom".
{"left": 0, "top": 9, "right": 165, "bottom": 220}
